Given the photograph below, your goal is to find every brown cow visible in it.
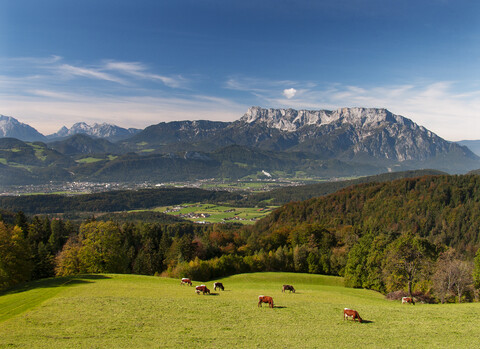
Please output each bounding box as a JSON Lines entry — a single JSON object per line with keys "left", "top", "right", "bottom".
{"left": 282, "top": 284, "right": 295, "bottom": 293}
{"left": 213, "top": 282, "right": 224, "bottom": 291}
{"left": 180, "top": 278, "right": 192, "bottom": 286}
{"left": 402, "top": 297, "right": 415, "bottom": 305}
{"left": 343, "top": 308, "right": 363, "bottom": 323}
{"left": 195, "top": 285, "right": 210, "bottom": 295}
{"left": 258, "top": 295, "right": 274, "bottom": 308}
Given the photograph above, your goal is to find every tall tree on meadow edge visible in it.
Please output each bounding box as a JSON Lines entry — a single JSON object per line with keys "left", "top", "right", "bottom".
{"left": 382, "top": 232, "right": 437, "bottom": 296}
{"left": 432, "top": 249, "right": 457, "bottom": 304}
{"left": 344, "top": 233, "right": 375, "bottom": 288}
{"left": 78, "top": 221, "right": 130, "bottom": 274}
{"left": 55, "top": 221, "right": 130, "bottom": 276}
{"left": 55, "top": 236, "right": 82, "bottom": 276}
{"left": 0, "top": 222, "right": 34, "bottom": 290}
{"left": 451, "top": 260, "right": 473, "bottom": 303}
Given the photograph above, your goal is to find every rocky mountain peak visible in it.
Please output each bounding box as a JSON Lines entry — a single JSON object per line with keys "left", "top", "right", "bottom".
{"left": 49, "top": 122, "right": 140, "bottom": 141}
{"left": 240, "top": 106, "right": 417, "bottom": 132}
{"left": 0, "top": 114, "right": 46, "bottom": 141}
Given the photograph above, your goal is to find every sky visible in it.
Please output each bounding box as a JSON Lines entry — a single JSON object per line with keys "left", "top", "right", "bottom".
{"left": 1, "top": 0, "right": 479, "bottom": 141}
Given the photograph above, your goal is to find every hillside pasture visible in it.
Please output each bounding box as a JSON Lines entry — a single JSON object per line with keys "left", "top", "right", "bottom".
{"left": 0, "top": 272, "right": 479, "bottom": 348}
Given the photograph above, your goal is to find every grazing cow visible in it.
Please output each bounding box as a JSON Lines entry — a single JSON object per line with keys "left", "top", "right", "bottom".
{"left": 180, "top": 278, "right": 192, "bottom": 286}
{"left": 282, "top": 284, "right": 295, "bottom": 293}
{"left": 402, "top": 297, "right": 415, "bottom": 305}
{"left": 213, "top": 282, "right": 224, "bottom": 291}
{"left": 258, "top": 295, "right": 274, "bottom": 308}
{"left": 343, "top": 308, "right": 363, "bottom": 323}
{"left": 195, "top": 285, "right": 210, "bottom": 295}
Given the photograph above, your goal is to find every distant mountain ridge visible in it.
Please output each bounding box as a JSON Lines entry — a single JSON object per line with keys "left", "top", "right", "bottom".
{"left": 0, "top": 114, "right": 140, "bottom": 142}
{"left": 123, "top": 106, "right": 478, "bottom": 172}
{"left": 0, "top": 115, "right": 47, "bottom": 142}
{"left": 1, "top": 107, "right": 479, "bottom": 186}
{"left": 457, "top": 140, "right": 480, "bottom": 156}
{"left": 48, "top": 122, "right": 140, "bottom": 141}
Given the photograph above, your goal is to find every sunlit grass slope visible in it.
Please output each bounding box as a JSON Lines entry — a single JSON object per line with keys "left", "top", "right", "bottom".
{"left": 1, "top": 273, "right": 479, "bottom": 348}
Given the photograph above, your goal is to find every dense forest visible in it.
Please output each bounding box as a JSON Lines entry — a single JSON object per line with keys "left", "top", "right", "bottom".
{"left": 2, "top": 174, "right": 480, "bottom": 303}
{"left": 243, "top": 169, "right": 445, "bottom": 206}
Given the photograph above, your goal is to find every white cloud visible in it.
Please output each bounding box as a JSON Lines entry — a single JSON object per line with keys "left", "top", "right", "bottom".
{"left": 104, "top": 60, "right": 188, "bottom": 88}
{"left": 59, "top": 64, "right": 126, "bottom": 84}
{"left": 283, "top": 88, "right": 297, "bottom": 99}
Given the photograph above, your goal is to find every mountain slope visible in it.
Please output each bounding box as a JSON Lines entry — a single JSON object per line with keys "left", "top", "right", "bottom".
{"left": 48, "top": 134, "right": 122, "bottom": 156}
{"left": 0, "top": 138, "right": 74, "bottom": 185}
{"left": 0, "top": 115, "right": 46, "bottom": 142}
{"left": 253, "top": 174, "right": 480, "bottom": 255}
{"left": 457, "top": 140, "right": 480, "bottom": 156}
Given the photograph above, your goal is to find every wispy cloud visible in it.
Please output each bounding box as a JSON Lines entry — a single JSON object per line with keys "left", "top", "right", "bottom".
{"left": 59, "top": 64, "right": 127, "bottom": 84}
{"left": 1, "top": 56, "right": 189, "bottom": 89}
{"left": 0, "top": 90, "right": 246, "bottom": 134}
{"left": 104, "top": 61, "right": 188, "bottom": 88}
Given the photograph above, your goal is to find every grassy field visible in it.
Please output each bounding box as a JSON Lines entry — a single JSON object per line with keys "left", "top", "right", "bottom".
{"left": 1, "top": 272, "right": 479, "bottom": 348}
{"left": 151, "top": 203, "right": 277, "bottom": 224}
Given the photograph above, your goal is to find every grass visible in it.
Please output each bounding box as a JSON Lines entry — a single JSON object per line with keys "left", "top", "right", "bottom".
{"left": 76, "top": 157, "right": 104, "bottom": 164}
{"left": 151, "top": 203, "right": 277, "bottom": 224}
{"left": 1, "top": 272, "right": 480, "bottom": 348}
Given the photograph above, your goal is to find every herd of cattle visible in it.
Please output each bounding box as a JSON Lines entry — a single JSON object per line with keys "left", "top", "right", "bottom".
{"left": 180, "top": 278, "right": 415, "bottom": 323}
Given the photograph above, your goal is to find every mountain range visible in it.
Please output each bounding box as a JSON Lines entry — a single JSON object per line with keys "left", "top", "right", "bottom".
{"left": 0, "top": 115, "right": 140, "bottom": 142}
{"left": 0, "top": 107, "right": 479, "bottom": 186}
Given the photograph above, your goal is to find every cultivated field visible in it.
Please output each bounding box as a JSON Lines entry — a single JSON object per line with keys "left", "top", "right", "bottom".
{"left": 152, "top": 203, "right": 276, "bottom": 224}
{"left": 1, "top": 272, "right": 479, "bottom": 348}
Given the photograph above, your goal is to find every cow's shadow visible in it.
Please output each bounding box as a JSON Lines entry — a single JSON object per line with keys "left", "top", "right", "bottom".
{"left": 344, "top": 319, "right": 374, "bottom": 324}
{"left": 273, "top": 306, "right": 287, "bottom": 309}
{"left": 208, "top": 292, "right": 220, "bottom": 296}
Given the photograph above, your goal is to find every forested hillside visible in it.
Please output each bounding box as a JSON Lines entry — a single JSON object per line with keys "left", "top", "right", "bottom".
{"left": 253, "top": 174, "right": 480, "bottom": 255}
{"left": 243, "top": 169, "right": 445, "bottom": 205}
{"left": 3, "top": 174, "right": 480, "bottom": 303}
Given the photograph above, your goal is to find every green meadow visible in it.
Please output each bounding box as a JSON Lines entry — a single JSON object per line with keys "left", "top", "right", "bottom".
{"left": 152, "top": 203, "right": 276, "bottom": 224}
{"left": 1, "top": 272, "right": 479, "bottom": 348}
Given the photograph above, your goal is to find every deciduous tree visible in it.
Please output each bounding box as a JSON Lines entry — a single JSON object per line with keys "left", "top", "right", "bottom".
{"left": 0, "top": 223, "right": 33, "bottom": 290}
{"left": 382, "top": 232, "right": 437, "bottom": 295}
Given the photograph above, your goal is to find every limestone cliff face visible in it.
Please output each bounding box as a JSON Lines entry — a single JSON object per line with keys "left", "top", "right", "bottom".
{"left": 234, "top": 106, "right": 467, "bottom": 162}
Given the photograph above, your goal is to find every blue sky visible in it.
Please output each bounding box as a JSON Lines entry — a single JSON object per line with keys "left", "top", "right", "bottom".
{"left": 1, "top": 0, "right": 479, "bottom": 140}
